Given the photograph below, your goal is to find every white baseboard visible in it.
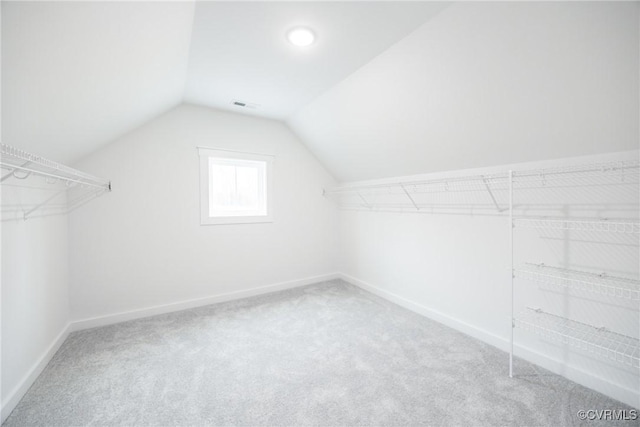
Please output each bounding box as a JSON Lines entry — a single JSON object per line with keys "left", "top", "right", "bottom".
{"left": 339, "top": 273, "right": 509, "bottom": 351}
{"left": 4, "top": 272, "right": 635, "bottom": 423}
{"left": 339, "top": 272, "right": 640, "bottom": 409}
{"left": 71, "top": 273, "right": 340, "bottom": 332}
{"left": 1, "top": 322, "right": 72, "bottom": 423}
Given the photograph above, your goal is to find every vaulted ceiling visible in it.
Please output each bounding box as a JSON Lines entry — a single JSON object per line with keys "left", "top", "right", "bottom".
{"left": 2, "top": 1, "right": 448, "bottom": 164}
{"left": 2, "top": 1, "right": 195, "bottom": 164}
{"left": 3, "top": 2, "right": 638, "bottom": 182}
{"left": 184, "top": 2, "right": 449, "bottom": 119}
{"left": 288, "top": 1, "right": 640, "bottom": 181}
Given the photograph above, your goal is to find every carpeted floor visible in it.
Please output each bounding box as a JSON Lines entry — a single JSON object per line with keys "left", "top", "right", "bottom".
{"left": 3, "top": 280, "right": 635, "bottom": 426}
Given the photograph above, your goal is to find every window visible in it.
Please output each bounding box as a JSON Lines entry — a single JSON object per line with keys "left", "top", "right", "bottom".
{"left": 199, "top": 148, "right": 273, "bottom": 225}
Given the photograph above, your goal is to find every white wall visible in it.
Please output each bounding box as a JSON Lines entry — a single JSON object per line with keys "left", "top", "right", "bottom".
{"left": 68, "top": 104, "right": 338, "bottom": 322}
{"left": 339, "top": 150, "right": 639, "bottom": 408}
{"left": 289, "top": 2, "right": 639, "bottom": 181}
{"left": 1, "top": 190, "right": 70, "bottom": 419}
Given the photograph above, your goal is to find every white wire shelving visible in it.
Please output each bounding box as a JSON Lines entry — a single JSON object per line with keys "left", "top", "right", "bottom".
{"left": 1, "top": 144, "right": 110, "bottom": 188}
{"left": 514, "top": 263, "right": 640, "bottom": 301}
{"left": 511, "top": 160, "right": 639, "bottom": 189}
{"left": 1, "top": 143, "right": 111, "bottom": 220}
{"left": 507, "top": 159, "right": 639, "bottom": 379}
{"left": 326, "top": 160, "right": 640, "bottom": 217}
{"left": 513, "top": 217, "right": 640, "bottom": 234}
{"left": 326, "top": 172, "right": 510, "bottom": 214}
{"left": 515, "top": 308, "right": 640, "bottom": 368}
{"left": 324, "top": 158, "right": 640, "bottom": 378}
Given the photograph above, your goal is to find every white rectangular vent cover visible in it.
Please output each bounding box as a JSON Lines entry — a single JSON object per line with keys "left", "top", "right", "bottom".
{"left": 231, "top": 100, "right": 259, "bottom": 109}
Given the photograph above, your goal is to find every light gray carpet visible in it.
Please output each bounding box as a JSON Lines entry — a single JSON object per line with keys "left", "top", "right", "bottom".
{"left": 3, "top": 280, "right": 635, "bottom": 426}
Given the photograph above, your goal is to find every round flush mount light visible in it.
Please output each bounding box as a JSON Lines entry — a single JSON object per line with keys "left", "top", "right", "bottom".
{"left": 286, "top": 27, "right": 315, "bottom": 47}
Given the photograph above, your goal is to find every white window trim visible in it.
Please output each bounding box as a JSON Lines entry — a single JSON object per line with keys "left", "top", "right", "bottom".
{"left": 198, "top": 147, "right": 274, "bottom": 225}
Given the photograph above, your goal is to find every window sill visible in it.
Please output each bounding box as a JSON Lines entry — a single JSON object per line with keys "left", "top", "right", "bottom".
{"left": 200, "top": 215, "right": 274, "bottom": 226}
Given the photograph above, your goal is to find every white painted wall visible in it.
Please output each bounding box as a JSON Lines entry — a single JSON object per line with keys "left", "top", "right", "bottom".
{"left": 68, "top": 104, "right": 338, "bottom": 322}
{"left": 1, "top": 189, "right": 70, "bottom": 418}
{"left": 289, "top": 2, "right": 639, "bottom": 181}
{"left": 339, "top": 151, "right": 639, "bottom": 408}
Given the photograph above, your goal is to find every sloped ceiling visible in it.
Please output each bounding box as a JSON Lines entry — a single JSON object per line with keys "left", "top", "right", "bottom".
{"left": 184, "top": 1, "right": 449, "bottom": 119}
{"left": 2, "top": 1, "right": 195, "bottom": 163}
{"left": 3, "top": 2, "right": 638, "bottom": 181}
{"left": 288, "top": 2, "right": 640, "bottom": 181}
{"left": 2, "top": 0, "right": 448, "bottom": 164}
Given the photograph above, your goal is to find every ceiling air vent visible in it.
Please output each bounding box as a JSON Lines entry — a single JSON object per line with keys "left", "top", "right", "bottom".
{"left": 231, "top": 100, "right": 259, "bottom": 109}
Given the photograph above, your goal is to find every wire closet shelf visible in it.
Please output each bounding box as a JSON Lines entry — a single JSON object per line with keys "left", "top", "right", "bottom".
{"left": 326, "top": 160, "right": 640, "bottom": 217}
{"left": 326, "top": 172, "right": 510, "bottom": 215}
{"left": 1, "top": 143, "right": 111, "bottom": 220}
{"left": 324, "top": 158, "right": 640, "bottom": 379}
{"left": 514, "top": 263, "right": 640, "bottom": 301}
{"left": 513, "top": 218, "right": 640, "bottom": 234}
{"left": 507, "top": 158, "right": 639, "bottom": 380}
{"left": 515, "top": 308, "right": 639, "bottom": 369}
{"left": 511, "top": 160, "right": 639, "bottom": 187}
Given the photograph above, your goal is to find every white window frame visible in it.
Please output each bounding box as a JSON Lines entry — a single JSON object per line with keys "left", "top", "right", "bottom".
{"left": 199, "top": 147, "right": 274, "bottom": 225}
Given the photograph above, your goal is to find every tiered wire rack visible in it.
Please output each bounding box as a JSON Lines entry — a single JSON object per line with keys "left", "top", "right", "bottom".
{"left": 508, "top": 160, "right": 639, "bottom": 379}
{"left": 1, "top": 143, "right": 111, "bottom": 220}
{"left": 326, "top": 158, "right": 640, "bottom": 385}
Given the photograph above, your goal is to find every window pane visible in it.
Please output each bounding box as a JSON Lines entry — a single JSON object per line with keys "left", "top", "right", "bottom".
{"left": 236, "top": 166, "right": 259, "bottom": 207}
{"left": 208, "top": 158, "right": 267, "bottom": 217}
{"left": 210, "top": 164, "right": 236, "bottom": 208}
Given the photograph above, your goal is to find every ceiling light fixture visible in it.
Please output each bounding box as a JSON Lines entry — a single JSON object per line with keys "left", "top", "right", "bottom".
{"left": 286, "top": 27, "right": 315, "bottom": 47}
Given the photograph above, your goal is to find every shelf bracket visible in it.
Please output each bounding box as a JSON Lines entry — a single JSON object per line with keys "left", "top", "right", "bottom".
{"left": 356, "top": 191, "right": 372, "bottom": 210}
{"left": 400, "top": 183, "right": 420, "bottom": 211}
{"left": 482, "top": 177, "right": 503, "bottom": 212}
{"left": 65, "top": 187, "right": 108, "bottom": 214}
{"left": 22, "top": 188, "right": 68, "bottom": 220}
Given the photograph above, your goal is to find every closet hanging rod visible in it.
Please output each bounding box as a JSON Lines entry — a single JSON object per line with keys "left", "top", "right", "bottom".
{"left": 1, "top": 163, "right": 109, "bottom": 190}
